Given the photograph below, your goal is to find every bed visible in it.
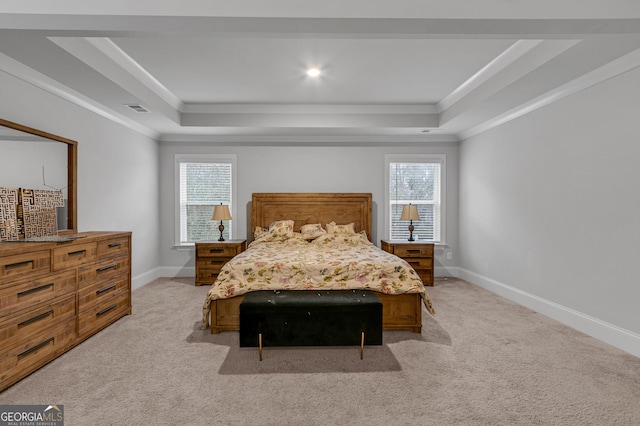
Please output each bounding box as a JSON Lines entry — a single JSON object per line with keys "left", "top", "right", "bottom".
{"left": 200, "top": 193, "right": 434, "bottom": 334}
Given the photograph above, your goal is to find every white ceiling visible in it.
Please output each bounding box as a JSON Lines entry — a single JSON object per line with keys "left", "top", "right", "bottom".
{"left": 1, "top": 1, "right": 640, "bottom": 143}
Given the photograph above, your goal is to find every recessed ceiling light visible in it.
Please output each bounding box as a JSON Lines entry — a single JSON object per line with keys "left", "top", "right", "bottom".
{"left": 306, "top": 68, "right": 321, "bottom": 77}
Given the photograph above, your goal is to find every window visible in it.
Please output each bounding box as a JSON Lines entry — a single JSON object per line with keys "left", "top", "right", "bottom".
{"left": 385, "top": 155, "right": 445, "bottom": 243}
{"left": 175, "top": 154, "right": 236, "bottom": 245}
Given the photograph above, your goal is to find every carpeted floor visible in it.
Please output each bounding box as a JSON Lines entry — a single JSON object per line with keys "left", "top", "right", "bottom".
{"left": 2, "top": 277, "right": 639, "bottom": 425}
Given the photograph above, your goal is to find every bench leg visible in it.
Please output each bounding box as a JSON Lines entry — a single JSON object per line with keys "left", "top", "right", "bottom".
{"left": 360, "top": 331, "right": 364, "bottom": 360}
{"left": 259, "top": 333, "right": 263, "bottom": 361}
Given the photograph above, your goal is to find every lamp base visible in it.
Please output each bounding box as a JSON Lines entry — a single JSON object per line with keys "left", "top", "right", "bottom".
{"left": 407, "top": 222, "right": 415, "bottom": 242}
{"left": 218, "top": 222, "right": 225, "bottom": 241}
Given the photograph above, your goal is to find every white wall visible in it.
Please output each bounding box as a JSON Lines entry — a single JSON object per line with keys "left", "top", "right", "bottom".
{"left": 458, "top": 66, "right": 640, "bottom": 355}
{"left": 158, "top": 143, "right": 459, "bottom": 277}
{"left": 0, "top": 70, "right": 160, "bottom": 289}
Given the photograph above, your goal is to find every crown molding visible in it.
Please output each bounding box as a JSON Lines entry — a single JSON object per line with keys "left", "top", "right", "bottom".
{"left": 459, "top": 46, "right": 640, "bottom": 140}
{"left": 0, "top": 51, "right": 159, "bottom": 139}
{"left": 158, "top": 133, "right": 459, "bottom": 145}
{"left": 439, "top": 40, "right": 544, "bottom": 112}
{"left": 182, "top": 103, "right": 438, "bottom": 114}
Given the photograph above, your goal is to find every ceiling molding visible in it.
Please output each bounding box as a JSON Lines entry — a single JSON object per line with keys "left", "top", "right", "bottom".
{"left": 182, "top": 104, "right": 438, "bottom": 114}
{"left": 3, "top": 15, "right": 640, "bottom": 38}
{"left": 48, "top": 36, "right": 181, "bottom": 124}
{"left": 439, "top": 39, "right": 581, "bottom": 128}
{"left": 3, "top": 1, "right": 640, "bottom": 20}
{"left": 0, "top": 51, "right": 159, "bottom": 139}
{"left": 85, "top": 37, "right": 183, "bottom": 111}
{"left": 180, "top": 112, "right": 439, "bottom": 128}
{"left": 158, "top": 133, "right": 460, "bottom": 145}
{"left": 438, "top": 39, "right": 543, "bottom": 112}
{"left": 459, "top": 46, "right": 640, "bottom": 140}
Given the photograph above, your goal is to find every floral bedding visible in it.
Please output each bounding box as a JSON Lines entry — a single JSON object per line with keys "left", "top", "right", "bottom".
{"left": 200, "top": 231, "right": 435, "bottom": 329}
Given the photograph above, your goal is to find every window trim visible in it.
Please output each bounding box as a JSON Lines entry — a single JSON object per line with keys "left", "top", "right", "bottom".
{"left": 174, "top": 154, "right": 237, "bottom": 247}
{"left": 384, "top": 154, "right": 446, "bottom": 244}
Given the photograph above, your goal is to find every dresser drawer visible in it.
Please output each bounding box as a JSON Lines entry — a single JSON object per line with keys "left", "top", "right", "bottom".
{"left": 392, "top": 245, "right": 434, "bottom": 258}
{"left": 97, "top": 236, "right": 130, "bottom": 260}
{"left": 196, "top": 264, "right": 226, "bottom": 283}
{"left": 197, "top": 257, "right": 228, "bottom": 272}
{"left": 78, "top": 274, "right": 130, "bottom": 312}
{"left": 0, "top": 295, "right": 76, "bottom": 349}
{"left": 0, "top": 322, "right": 76, "bottom": 389}
{"left": 401, "top": 257, "right": 433, "bottom": 270}
{"left": 0, "top": 270, "right": 76, "bottom": 317}
{"left": 77, "top": 290, "right": 130, "bottom": 338}
{"left": 78, "top": 257, "right": 130, "bottom": 287}
{"left": 196, "top": 245, "right": 240, "bottom": 258}
{"left": 53, "top": 242, "right": 97, "bottom": 271}
{"left": 0, "top": 250, "right": 50, "bottom": 282}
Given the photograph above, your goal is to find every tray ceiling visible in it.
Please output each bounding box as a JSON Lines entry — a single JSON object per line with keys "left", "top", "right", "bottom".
{"left": 1, "top": 1, "right": 640, "bottom": 143}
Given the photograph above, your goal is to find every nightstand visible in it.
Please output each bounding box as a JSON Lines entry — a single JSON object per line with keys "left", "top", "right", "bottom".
{"left": 380, "top": 240, "right": 434, "bottom": 286}
{"left": 195, "top": 240, "right": 247, "bottom": 286}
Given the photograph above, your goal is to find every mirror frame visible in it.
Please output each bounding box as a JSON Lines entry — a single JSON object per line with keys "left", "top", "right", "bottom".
{"left": 0, "top": 118, "right": 78, "bottom": 234}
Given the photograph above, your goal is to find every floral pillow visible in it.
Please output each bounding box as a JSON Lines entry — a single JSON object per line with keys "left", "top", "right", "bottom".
{"left": 325, "top": 221, "right": 356, "bottom": 235}
{"left": 300, "top": 223, "right": 326, "bottom": 240}
{"left": 268, "top": 220, "right": 295, "bottom": 238}
{"left": 250, "top": 229, "right": 306, "bottom": 247}
{"left": 254, "top": 226, "right": 269, "bottom": 240}
{"left": 311, "top": 232, "right": 371, "bottom": 246}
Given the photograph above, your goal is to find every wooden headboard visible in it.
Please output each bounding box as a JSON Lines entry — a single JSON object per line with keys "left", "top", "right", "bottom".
{"left": 251, "top": 193, "right": 372, "bottom": 241}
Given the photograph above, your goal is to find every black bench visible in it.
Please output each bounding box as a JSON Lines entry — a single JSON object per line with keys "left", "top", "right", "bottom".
{"left": 239, "top": 290, "right": 382, "bottom": 360}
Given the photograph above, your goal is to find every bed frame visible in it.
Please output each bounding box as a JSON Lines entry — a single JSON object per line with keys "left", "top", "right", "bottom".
{"left": 209, "top": 193, "right": 422, "bottom": 334}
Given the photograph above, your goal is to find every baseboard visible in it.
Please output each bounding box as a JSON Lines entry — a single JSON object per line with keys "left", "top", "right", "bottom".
{"left": 132, "top": 267, "right": 162, "bottom": 291}
{"left": 455, "top": 267, "right": 640, "bottom": 358}
{"left": 132, "top": 266, "right": 195, "bottom": 290}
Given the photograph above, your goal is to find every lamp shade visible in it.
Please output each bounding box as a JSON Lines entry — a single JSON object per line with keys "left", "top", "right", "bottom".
{"left": 212, "top": 204, "right": 232, "bottom": 221}
{"left": 400, "top": 204, "right": 420, "bottom": 221}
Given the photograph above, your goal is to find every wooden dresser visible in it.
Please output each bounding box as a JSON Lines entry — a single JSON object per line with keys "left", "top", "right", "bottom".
{"left": 0, "top": 231, "right": 131, "bottom": 391}
{"left": 380, "top": 240, "right": 434, "bottom": 286}
{"left": 195, "top": 240, "right": 246, "bottom": 286}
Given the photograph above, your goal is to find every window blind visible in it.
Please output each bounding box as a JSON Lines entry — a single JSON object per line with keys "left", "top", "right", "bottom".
{"left": 389, "top": 161, "right": 441, "bottom": 242}
{"left": 178, "top": 161, "right": 232, "bottom": 244}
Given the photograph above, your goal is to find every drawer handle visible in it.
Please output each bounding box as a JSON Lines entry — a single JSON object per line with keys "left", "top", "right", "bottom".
{"left": 5, "top": 260, "right": 34, "bottom": 270}
{"left": 208, "top": 248, "right": 224, "bottom": 254}
{"left": 108, "top": 242, "right": 122, "bottom": 248}
{"left": 68, "top": 249, "right": 87, "bottom": 257}
{"left": 18, "top": 310, "right": 54, "bottom": 328}
{"left": 18, "top": 337, "right": 54, "bottom": 359}
{"left": 406, "top": 249, "right": 422, "bottom": 254}
{"left": 408, "top": 261, "right": 421, "bottom": 267}
{"left": 96, "top": 283, "right": 117, "bottom": 295}
{"left": 96, "top": 263, "right": 117, "bottom": 272}
{"left": 97, "top": 304, "right": 117, "bottom": 316}
{"left": 18, "top": 283, "right": 54, "bottom": 297}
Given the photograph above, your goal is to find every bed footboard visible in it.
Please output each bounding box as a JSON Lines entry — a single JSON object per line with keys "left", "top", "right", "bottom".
{"left": 210, "top": 293, "right": 422, "bottom": 334}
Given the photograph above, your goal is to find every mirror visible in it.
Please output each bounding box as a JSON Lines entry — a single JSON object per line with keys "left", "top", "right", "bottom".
{"left": 0, "top": 118, "right": 77, "bottom": 233}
